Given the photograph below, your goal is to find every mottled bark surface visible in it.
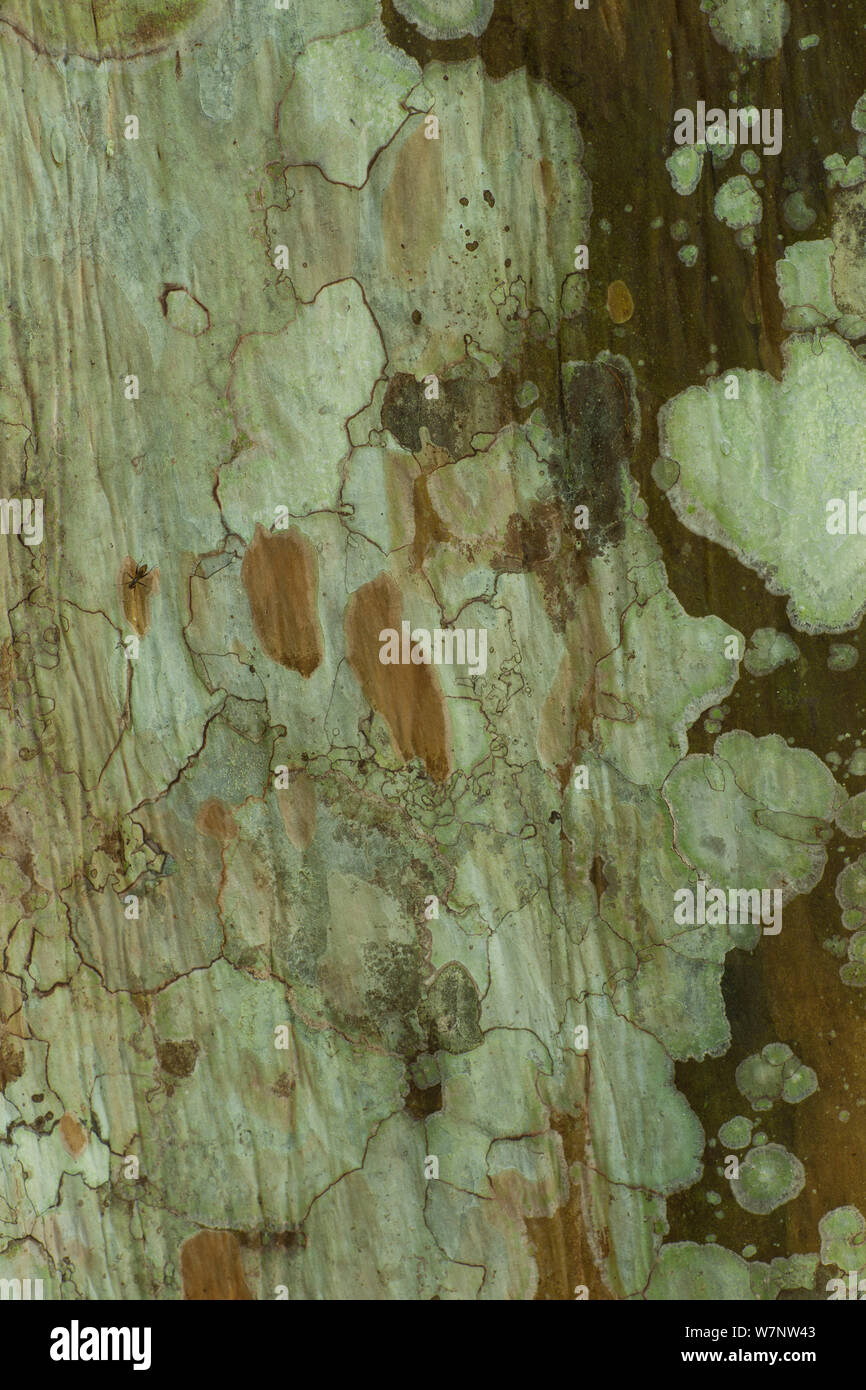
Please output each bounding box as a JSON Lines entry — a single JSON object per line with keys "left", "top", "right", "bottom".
{"left": 0, "top": 0, "right": 864, "bottom": 1306}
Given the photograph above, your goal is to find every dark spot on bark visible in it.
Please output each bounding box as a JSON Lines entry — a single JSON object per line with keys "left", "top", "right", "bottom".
{"left": 157, "top": 1038, "right": 199, "bottom": 1078}
{"left": 555, "top": 361, "right": 633, "bottom": 555}
{"left": 420, "top": 962, "right": 483, "bottom": 1054}
{"left": 404, "top": 1075, "right": 443, "bottom": 1118}
{"left": 0, "top": 1033, "right": 24, "bottom": 1092}
{"left": 590, "top": 855, "right": 608, "bottom": 905}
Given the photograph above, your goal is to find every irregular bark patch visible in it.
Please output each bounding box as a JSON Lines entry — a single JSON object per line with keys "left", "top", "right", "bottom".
{"left": 160, "top": 283, "right": 211, "bottom": 336}
{"left": 344, "top": 572, "right": 451, "bottom": 783}
{"left": 120, "top": 557, "right": 159, "bottom": 638}
{"left": 276, "top": 771, "right": 317, "bottom": 851}
{"left": 180, "top": 1230, "right": 253, "bottom": 1300}
{"left": 0, "top": 1033, "right": 24, "bottom": 1092}
{"left": 195, "top": 798, "right": 238, "bottom": 843}
{"left": 157, "top": 1038, "right": 200, "bottom": 1078}
{"left": 59, "top": 1113, "right": 88, "bottom": 1158}
{"left": 241, "top": 524, "right": 324, "bottom": 677}
{"left": 0, "top": 0, "right": 213, "bottom": 60}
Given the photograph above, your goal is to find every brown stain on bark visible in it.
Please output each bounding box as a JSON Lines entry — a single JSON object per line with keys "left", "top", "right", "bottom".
{"left": 410, "top": 471, "right": 452, "bottom": 571}
{"left": 181, "top": 1230, "right": 254, "bottom": 1300}
{"left": 0, "top": 1033, "right": 24, "bottom": 1092}
{"left": 761, "top": 899, "right": 866, "bottom": 1265}
{"left": 120, "top": 556, "right": 159, "bottom": 638}
{"left": 0, "top": 976, "right": 27, "bottom": 1038}
{"left": 383, "top": 124, "right": 446, "bottom": 286}
{"left": 526, "top": 1111, "right": 614, "bottom": 1300}
{"left": 59, "top": 1113, "right": 88, "bottom": 1158}
{"left": 344, "top": 572, "right": 452, "bottom": 783}
{"left": 241, "top": 523, "right": 324, "bottom": 677}
{"left": 277, "top": 770, "right": 317, "bottom": 851}
{"left": 195, "top": 798, "right": 238, "bottom": 843}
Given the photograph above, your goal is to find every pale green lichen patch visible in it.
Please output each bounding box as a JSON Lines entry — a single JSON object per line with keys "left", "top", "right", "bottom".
{"left": 824, "top": 153, "right": 866, "bottom": 191}
{"left": 744, "top": 627, "right": 799, "bottom": 676}
{"left": 819, "top": 1205, "right": 866, "bottom": 1272}
{"left": 775, "top": 239, "right": 838, "bottom": 331}
{"left": 714, "top": 175, "right": 762, "bottom": 230}
{"left": 392, "top": 0, "right": 494, "bottom": 40}
{"left": 730, "top": 1143, "right": 805, "bottom": 1214}
{"left": 666, "top": 145, "right": 704, "bottom": 196}
{"left": 828, "top": 643, "right": 859, "bottom": 671}
{"left": 646, "top": 1241, "right": 754, "bottom": 1299}
{"left": 718, "top": 1115, "right": 753, "bottom": 1148}
{"left": 700, "top": 0, "right": 790, "bottom": 58}
{"left": 836, "top": 790, "right": 866, "bottom": 837}
{"left": 735, "top": 1042, "right": 818, "bottom": 1110}
{"left": 664, "top": 732, "right": 842, "bottom": 925}
{"left": 749, "top": 1253, "right": 818, "bottom": 1299}
{"left": 277, "top": 25, "right": 421, "bottom": 187}
{"left": 659, "top": 336, "right": 866, "bottom": 631}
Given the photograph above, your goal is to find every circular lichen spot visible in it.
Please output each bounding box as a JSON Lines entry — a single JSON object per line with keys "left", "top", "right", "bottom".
{"left": 781, "top": 1058, "right": 819, "bottom": 1104}
{"left": 735, "top": 1049, "right": 784, "bottom": 1108}
{"left": 744, "top": 627, "right": 799, "bottom": 677}
{"left": 645, "top": 1241, "right": 753, "bottom": 1299}
{"left": 714, "top": 174, "right": 763, "bottom": 230}
{"left": 836, "top": 854, "right": 866, "bottom": 908}
{"left": 828, "top": 643, "right": 858, "bottom": 672}
{"left": 392, "top": 0, "right": 494, "bottom": 40}
{"left": 730, "top": 1143, "right": 805, "bottom": 1214}
{"left": 840, "top": 959, "right": 866, "bottom": 987}
{"left": 818, "top": 1204, "right": 866, "bottom": 1272}
{"left": 718, "top": 1115, "right": 754, "bottom": 1149}
{"left": 0, "top": 0, "right": 213, "bottom": 60}
{"left": 666, "top": 145, "right": 704, "bottom": 197}
{"left": 701, "top": 0, "right": 790, "bottom": 59}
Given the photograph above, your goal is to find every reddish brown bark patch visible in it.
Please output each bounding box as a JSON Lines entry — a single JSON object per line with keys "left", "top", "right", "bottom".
{"left": 344, "top": 573, "right": 451, "bottom": 783}
{"left": 59, "top": 1113, "right": 88, "bottom": 1158}
{"left": 195, "top": 798, "right": 238, "bottom": 843}
{"left": 277, "top": 770, "right": 317, "bottom": 851}
{"left": 0, "top": 1033, "right": 24, "bottom": 1092}
{"left": 120, "top": 557, "right": 160, "bottom": 638}
{"left": 180, "top": 1230, "right": 253, "bottom": 1300}
{"left": 241, "top": 524, "right": 323, "bottom": 677}
{"left": 383, "top": 124, "right": 445, "bottom": 286}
